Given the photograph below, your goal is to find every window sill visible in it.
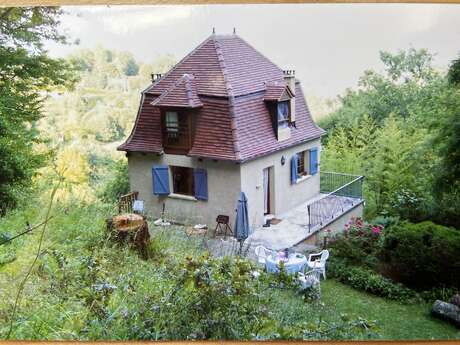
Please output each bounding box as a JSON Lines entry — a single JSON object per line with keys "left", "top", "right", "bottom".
{"left": 296, "top": 174, "right": 312, "bottom": 184}
{"left": 168, "top": 193, "right": 198, "bottom": 202}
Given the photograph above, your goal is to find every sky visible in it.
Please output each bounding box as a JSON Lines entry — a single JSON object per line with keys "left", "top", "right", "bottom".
{"left": 45, "top": 4, "right": 460, "bottom": 98}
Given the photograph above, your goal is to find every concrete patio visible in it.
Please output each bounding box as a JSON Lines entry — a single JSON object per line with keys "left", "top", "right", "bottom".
{"left": 247, "top": 193, "right": 362, "bottom": 250}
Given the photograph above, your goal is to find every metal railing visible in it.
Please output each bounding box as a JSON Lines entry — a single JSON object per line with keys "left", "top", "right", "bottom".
{"left": 307, "top": 172, "right": 364, "bottom": 231}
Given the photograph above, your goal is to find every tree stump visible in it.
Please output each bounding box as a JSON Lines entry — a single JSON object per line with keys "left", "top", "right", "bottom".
{"left": 431, "top": 300, "right": 460, "bottom": 328}
{"left": 106, "top": 213, "right": 150, "bottom": 259}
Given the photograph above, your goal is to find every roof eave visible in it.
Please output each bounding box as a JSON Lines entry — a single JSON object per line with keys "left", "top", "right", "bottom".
{"left": 238, "top": 133, "right": 325, "bottom": 164}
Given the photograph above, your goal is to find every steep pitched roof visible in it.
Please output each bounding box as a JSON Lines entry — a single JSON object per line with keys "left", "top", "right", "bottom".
{"left": 151, "top": 74, "right": 203, "bottom": 108}
{"left": 145, "top": 34, "right": 286, "bottom": 98}
{"left": 118, "top": 93, "right": 162, "bottom": 153}
{"left": 233, "top": 82, "right": 325, "bottom": 162}
{"left": 118, "top": 34, "right": 325, "bottom": 161}
{"left": 145, "top": 37, "right": 228, "bottom": 97}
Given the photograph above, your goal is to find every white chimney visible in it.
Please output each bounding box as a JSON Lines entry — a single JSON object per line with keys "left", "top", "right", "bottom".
{"left": 283, "top": 70, "right": 296, "bottom": 123}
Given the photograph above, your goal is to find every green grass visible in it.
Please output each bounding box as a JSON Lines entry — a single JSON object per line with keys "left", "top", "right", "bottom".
{"left": 1, "top": 199, "right": 459, "bottom": 340}
{"left": 269, "top": 279, "right": 460, "bottom": 340}
{"left": 324, "top": 280, "right": 460, "bottom": 339}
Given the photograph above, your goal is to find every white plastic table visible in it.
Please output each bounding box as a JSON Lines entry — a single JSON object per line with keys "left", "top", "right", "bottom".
{"left": 265, "top": 252, "right": 308, "bottom": 274}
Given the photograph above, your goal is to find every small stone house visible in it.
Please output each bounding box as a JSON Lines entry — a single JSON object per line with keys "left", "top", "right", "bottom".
{"left": 118, "top": 33, "right": 331, "bottom": 230}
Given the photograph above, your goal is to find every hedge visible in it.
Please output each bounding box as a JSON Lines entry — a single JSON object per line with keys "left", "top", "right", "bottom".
{"left": 328, "top": 258, "right": 417, "bottom": 302}
{"left": 381, "top": 221, "right": 460, "bottom": 290}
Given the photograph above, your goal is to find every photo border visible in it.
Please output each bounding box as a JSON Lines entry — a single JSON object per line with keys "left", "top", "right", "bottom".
{"left": 1, "top": 1, "right": 459, "bottom": 344}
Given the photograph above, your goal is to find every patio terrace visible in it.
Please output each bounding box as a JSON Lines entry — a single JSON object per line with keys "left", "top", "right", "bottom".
{"left": 247, "top": 172, "right": 364, "bottom": 250}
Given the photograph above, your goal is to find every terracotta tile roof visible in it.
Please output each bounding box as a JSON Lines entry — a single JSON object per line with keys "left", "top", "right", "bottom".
{"left": 146, "top": 37, "right": 228, "bottom": 97}
{"left": 214, "top": 35, "right": 286, "bottom": 97}
{"left": 151, "top": 74, "right": 203, "bottom": 108}
{"left": 118, "top": 34, "right": 325, "bottom": 161}
{"left": 264, "top": 81, "right": 295, "bottom": 102}
{"left": 145, "top": 35, "right": 285, "bottom": 98}
{"left": 188, "top": 96, "right": 237, "bottom": 160}
{"left": 234, "top": 82, "right": 325, "bottom": 162}
{"left": 118, "top": 94, "right": 162, "bottom": 153}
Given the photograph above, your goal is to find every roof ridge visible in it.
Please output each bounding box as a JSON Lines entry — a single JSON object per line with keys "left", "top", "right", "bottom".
{"left": 213, "top": 36, "right": 241, "bottom": 161}
{"left": 151, "top": 73, "right": 202, "bottom": 108}
{"left": 183, "top": 74, "right": 196, "bottom": 108}
{"left": 143, "top": 36, "right": 214, "bottom": 94}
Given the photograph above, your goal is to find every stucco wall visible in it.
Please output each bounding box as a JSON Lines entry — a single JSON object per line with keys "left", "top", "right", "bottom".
{"left": 240, "top": 139, "right": 321, "bottom": 228}
{"left": 127, "top": 152, "right": 241, "bottom": 227}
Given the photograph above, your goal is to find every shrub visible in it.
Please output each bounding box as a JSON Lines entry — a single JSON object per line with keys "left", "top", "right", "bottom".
{"left": 328, "top": 257, "right": 417, "bottom": 302}
{"left": 99, "top": 160, "right": 129, "bottom": 203}
{"left": 157, "top": 254, "right": 271, "bottom": 339}
{"left": 329, "top": 217, "right": 384, "bottom": 268}
{"left": 381, "top": 221, "right": 460, "bottom": 290}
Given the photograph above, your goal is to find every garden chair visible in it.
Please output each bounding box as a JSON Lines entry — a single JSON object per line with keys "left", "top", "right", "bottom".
{"left": 306, "top": 249, "right": 329, "bottom": 280}
{"left": 254, "top": 245, "right": 273, "bottom": 265}
{"left": 297, "top": 267, "right": 322, "bottom": 291}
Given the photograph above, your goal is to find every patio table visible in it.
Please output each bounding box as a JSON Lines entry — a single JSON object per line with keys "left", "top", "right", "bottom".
{"left": 265, "top": 252, "right": 308, "bottom": 274}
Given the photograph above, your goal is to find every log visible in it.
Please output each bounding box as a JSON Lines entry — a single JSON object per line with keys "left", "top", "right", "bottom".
{"left": 431, "top": 300, "right": 460, "bottom": 328}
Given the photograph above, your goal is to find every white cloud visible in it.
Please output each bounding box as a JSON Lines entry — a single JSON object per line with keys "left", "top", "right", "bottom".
{"left": 67, "top": 6, "right": 194, "bottom": 35}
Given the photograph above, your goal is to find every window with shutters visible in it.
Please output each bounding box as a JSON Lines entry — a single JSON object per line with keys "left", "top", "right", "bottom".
{"left": 296, "top": 150, "right": 310, "bottom": 177}
{"left": 162, "top": 110, "right": 193, "bottom": 154}
{"left": 171, "top": 166, "right": 194, "bottom": 196}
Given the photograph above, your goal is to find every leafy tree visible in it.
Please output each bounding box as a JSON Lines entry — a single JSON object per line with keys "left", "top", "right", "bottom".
{"left": 447, "top": 54, "right": 460, "bottom": 86}
{"left": 99, "top": 159, "right": 129, "bottom": 203}
{"left": 0, "top": 7, "right": 76, "bottom": 214}
{"left": 363, "top": 115, "right": 432, "bottom": 220}
{"left": 430, "top": 56, "right": 460, "bottom": 227}
{"left": 320, "top": 48, "right": 460, "bottom": 225}
{"left": 319, "top": 48, "right": 440, "bottom": 133}
{"left": 115, "top": 51, "right": 139, "bottom": 77}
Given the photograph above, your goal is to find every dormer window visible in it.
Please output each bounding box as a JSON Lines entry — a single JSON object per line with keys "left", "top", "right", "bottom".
{"left": 165, "top": 111, "right": 179, "bottom": 141}
{"left": 161, "top": 110, "right": 193, "bottom": 154}
{"left": 277, "top": 101, "right": 290, "bottom": 129}
{"left": 264, "top": 82, "right": 295, "bottom": 141}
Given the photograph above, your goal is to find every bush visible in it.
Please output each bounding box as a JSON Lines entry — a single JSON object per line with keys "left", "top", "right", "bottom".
{"left": 381, "top": 221, "right": 460, "bottom": 290}
{"left": 329, "top": 217, "right": 384, "bottom": 268}
{"left": 328, "top": 258, "right": 417, "bottom": 302}
{"left": 150, "top": 254, "right": 272, "bottom": 339}
{"left": 99, "top": 159, "right": 129, "bottom": 202}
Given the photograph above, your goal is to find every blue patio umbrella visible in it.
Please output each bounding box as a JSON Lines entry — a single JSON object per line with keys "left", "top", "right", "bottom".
{"left": 234, "top": 192, "right": 250, "bottom": 241}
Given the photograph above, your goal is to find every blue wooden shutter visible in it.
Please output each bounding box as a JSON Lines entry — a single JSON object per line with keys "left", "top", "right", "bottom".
{"left": 290, "top": 154, "right": 298, "bottom": 184}
{"left": 309, "top": 147, "right": 318, "bottom": 175}
{"left": 194, "top": 168, "right": 208, "bottom": 200}
{"left": 152, "top": 165, "right": 170, "bottom": 195}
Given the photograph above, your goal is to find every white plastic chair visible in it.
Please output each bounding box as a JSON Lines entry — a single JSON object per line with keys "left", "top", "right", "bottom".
{"left": 297, "top": 268, "right": 321, "bottom": 291}
{"left": 254, "top": 245, "right": 273, "bottom": 265}
{"left": 306, "top": 249, "right": 329, "bottom": 280}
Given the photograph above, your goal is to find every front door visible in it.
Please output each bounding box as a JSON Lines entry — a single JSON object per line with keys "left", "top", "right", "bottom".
{"left": 263, "top": 167, "right": 271, "bottom": 215}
